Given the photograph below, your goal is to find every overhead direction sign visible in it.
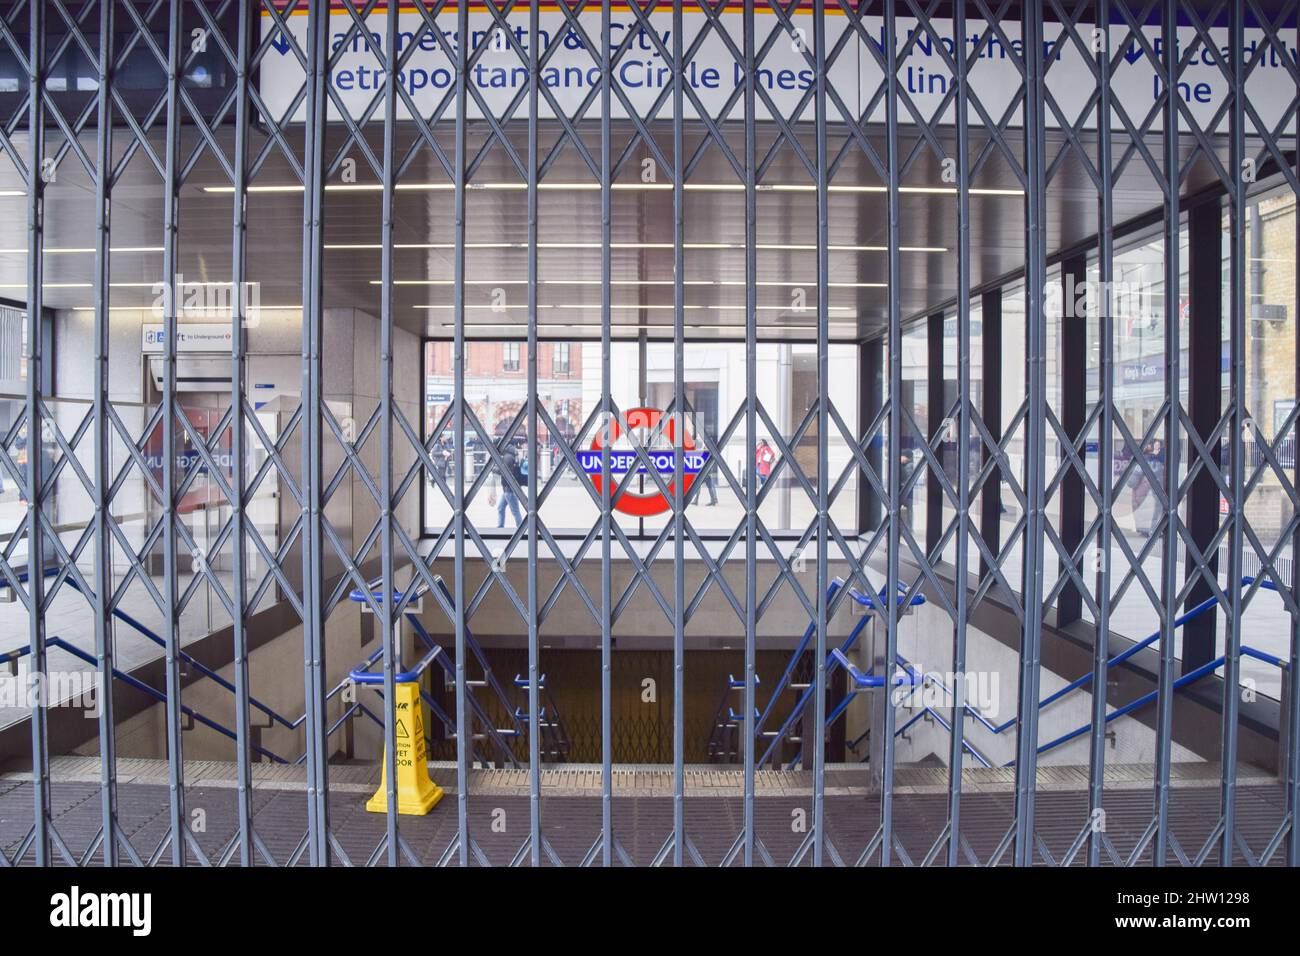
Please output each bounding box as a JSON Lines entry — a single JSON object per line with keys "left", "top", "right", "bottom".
{"left": 258, "top": 5, "right": 1298, "bottom": 134}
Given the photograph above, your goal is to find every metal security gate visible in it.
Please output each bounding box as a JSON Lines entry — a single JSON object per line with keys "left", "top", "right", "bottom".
{"left": 0, "top": 0, "right": 1297, "bottom": 869}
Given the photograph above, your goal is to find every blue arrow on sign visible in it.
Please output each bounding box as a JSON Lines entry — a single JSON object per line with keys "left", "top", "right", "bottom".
{"left": 1122, "top": 40, "right": 1143, "bottom": 65}
{"left": 270, "top": 31, "right": 290, "bottom": 55}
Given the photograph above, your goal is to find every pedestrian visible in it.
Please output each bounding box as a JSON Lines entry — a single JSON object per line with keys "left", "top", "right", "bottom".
{"left": 698, "top": 425, "right": 718, "bottom": 506}
{"left": 431, "top": 439, "right": 448, "bottom": 483}
{"left": 489, "top": 446, "right": 525, "bottom": 528}
{"left": 755, "top": 439, "right": 776, "bottom": 489}
{"left": 1132, "top": 439, "right": 1165, "bottom": 538}
{"left": 899, "top": 451, "right": 916, "bottom": 530}
{"left": 701, "top": 462, "right": 718, "bottom": 505}
{"left": 16, "top": 425, "right": 57, "bottom": 511}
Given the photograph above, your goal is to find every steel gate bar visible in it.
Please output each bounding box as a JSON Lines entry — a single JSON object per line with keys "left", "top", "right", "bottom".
{"left": 1291, "top": 0, "right": 1300, "bottom": 868}
{"left": 812, "top": 0, "right": 830, "bottom": 868}
{"left": 526, "top": 0, "right": 542, "bottom": 869}
{"left": 379, "top": 0, "right": 402, "bottom": 868}
{"left": 1291, "top": 0, "right": 1300, "bottom": 867}
{"left": 601, "top": 0, "right": 615, "bottom": 869}
{"left": 160, "top": 0, "right": 187, "bottom": 868}
{"left": 1050, "top": 6, "right": 1111, "bottom": 848}
{"left": 91, "top": 0, "right": 121, "bottom": 869}
{"left": 1208, "top": 0, "right": 1300, "bottom": 867}
{"left": 879, "top": 0, "right": 903, "bottom": 868}
{"left": 452, "top": 0, "right": 470, "bottom": 868}
{"left": 1088, "top": 0, "right": 1117, "bottom": 870}
{"left": 946, "top": 0, "right": 973, "bottom": 870}
{"left": 672, "top": 0, "right": 686, "bottom": 869}
{"left": 16, "top": 10, "right": 104, "bottom": 865}
{"left": 301, "top": 0, "right": 332, "bottom": 866}
{"left": 743, "top": 0, "right": 758, "bottom": 869}
{"left": 1152, "top": 0, "right": 1181, "bottom": 868}
{"left": 24, "top": 0, "right": 50, "bottom": 868}
{"left": 1218, "top": 0, "right": 1247, "bottom": 868}
{"left": 1013, "top": 0, "right": 1049, "bottom": 868}
{"left": 228, "top": 0, "right": 256, "bottom": 868}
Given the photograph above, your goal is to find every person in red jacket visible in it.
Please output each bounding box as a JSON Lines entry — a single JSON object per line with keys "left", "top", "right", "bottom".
{"left": 755, "top": 439, "right": 776, "bottom": 488}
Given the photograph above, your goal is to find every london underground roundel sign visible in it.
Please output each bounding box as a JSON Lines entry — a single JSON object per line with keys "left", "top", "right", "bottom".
{"left": 577, "top": 408, "right": 710, "bottom": 517}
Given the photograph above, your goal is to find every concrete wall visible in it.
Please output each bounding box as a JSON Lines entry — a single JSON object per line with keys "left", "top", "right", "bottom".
{"left": 407, "top": 558, "right": 867, "bottom": 649}
{"left": 47, "top": 303, "right": 420, "bottom": 563}
{"left": 49, "top": 304, "right": 423, "bottom": 762}
{"left": 96, "top": 600, "right": 366, "bottom": 763}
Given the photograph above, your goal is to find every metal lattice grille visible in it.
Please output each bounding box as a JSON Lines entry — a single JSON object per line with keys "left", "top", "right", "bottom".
{"left": 0, "top": 0, "right": 1296, "bottom": 868}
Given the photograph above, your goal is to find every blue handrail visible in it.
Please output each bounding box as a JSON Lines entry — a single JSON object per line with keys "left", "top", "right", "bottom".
{"left": 1028, "top": 644, "right": 1288, "bottom": 761}
{"left": 3, "top": 636, "right": 292, "bottom": 763}
{"left": 349, "top": 644, "right": 444, "bottom": 685}
{"left": 704, "top": 578, "right": 928, "bottom": 765}
{"left": 788, "top": 651, "right": 937, "bottom": 769}
{"left": 897, "top": 701, "right": 996, "bottom": 770}
{"left": 985, "top": 591, "right": 1227, "bottom": 735}
{"left": 379, "top": 576, "right": 572, "bottom": 763}
{"left": 352, "top": 579, "right": 531, "bottom": 766}
{"left": 750, "top": 578, "right": 844, "bottom": 736}
{"left": 755, "top": 585, "right": 926, "bottom": 767}
{"left": 4, "top": 567, "right": 498, "bottom": 765}
{"left": 6, "top": 570, "right": 355, "bottom": 763}
{"left": 831, "top": 648, "right": 924, "bottom": 690}
{"left": 12, "top": 569, "right": 311, "bottom": 733}
{"left": 404, "top": 612, "right": 527, "bottom": 765}
{"left": 755, "top": 616, "right": 870, "bottom": 768}
{"left": 751, "top": 579, "right": 923, "bottom": 738}
{"left": 891, "top": 576, "right": 1292, "bottom": 767}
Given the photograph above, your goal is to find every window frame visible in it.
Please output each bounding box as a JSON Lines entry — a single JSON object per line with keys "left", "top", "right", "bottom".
{"left": 419, "top": 332, "right": 867, "bottom": 542}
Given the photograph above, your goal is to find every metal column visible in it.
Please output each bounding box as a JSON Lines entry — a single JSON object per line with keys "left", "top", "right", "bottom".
{"left": 1058, "top": 253, "right": 1088, "bottom": 628}
{"left": 1184, "top": 200, "right": 1224, "bottom": 673}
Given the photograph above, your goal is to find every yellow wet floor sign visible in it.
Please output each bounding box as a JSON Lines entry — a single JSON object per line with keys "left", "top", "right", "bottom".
{"left": 366, "top": 681, "right": 445, "bottom": 815}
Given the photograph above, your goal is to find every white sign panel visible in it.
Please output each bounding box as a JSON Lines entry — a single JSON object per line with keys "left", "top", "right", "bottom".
{"left": 141, "top": 324, "right": 235, "bottom": 353}
{"left": 257, "top": 7, "right": 1298, "bottom": 133}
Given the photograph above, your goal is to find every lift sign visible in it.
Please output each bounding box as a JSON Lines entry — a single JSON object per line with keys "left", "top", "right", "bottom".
{"left": 579, "top": 407, "right": 708, "bottom": 518}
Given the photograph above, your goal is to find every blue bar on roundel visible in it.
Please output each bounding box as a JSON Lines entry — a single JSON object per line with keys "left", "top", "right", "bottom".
{"left": 576, "top": 449, "right": 709, "bottom": 474}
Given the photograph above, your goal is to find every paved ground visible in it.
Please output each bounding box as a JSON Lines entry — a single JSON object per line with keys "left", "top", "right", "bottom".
{"left": 0, "top": 759, "right": 1288, "bottom": 866}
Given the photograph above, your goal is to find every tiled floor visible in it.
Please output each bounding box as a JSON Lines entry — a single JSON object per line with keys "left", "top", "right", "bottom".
{"left": 0, "top": 759, "right": 1288, "bottom": 866}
